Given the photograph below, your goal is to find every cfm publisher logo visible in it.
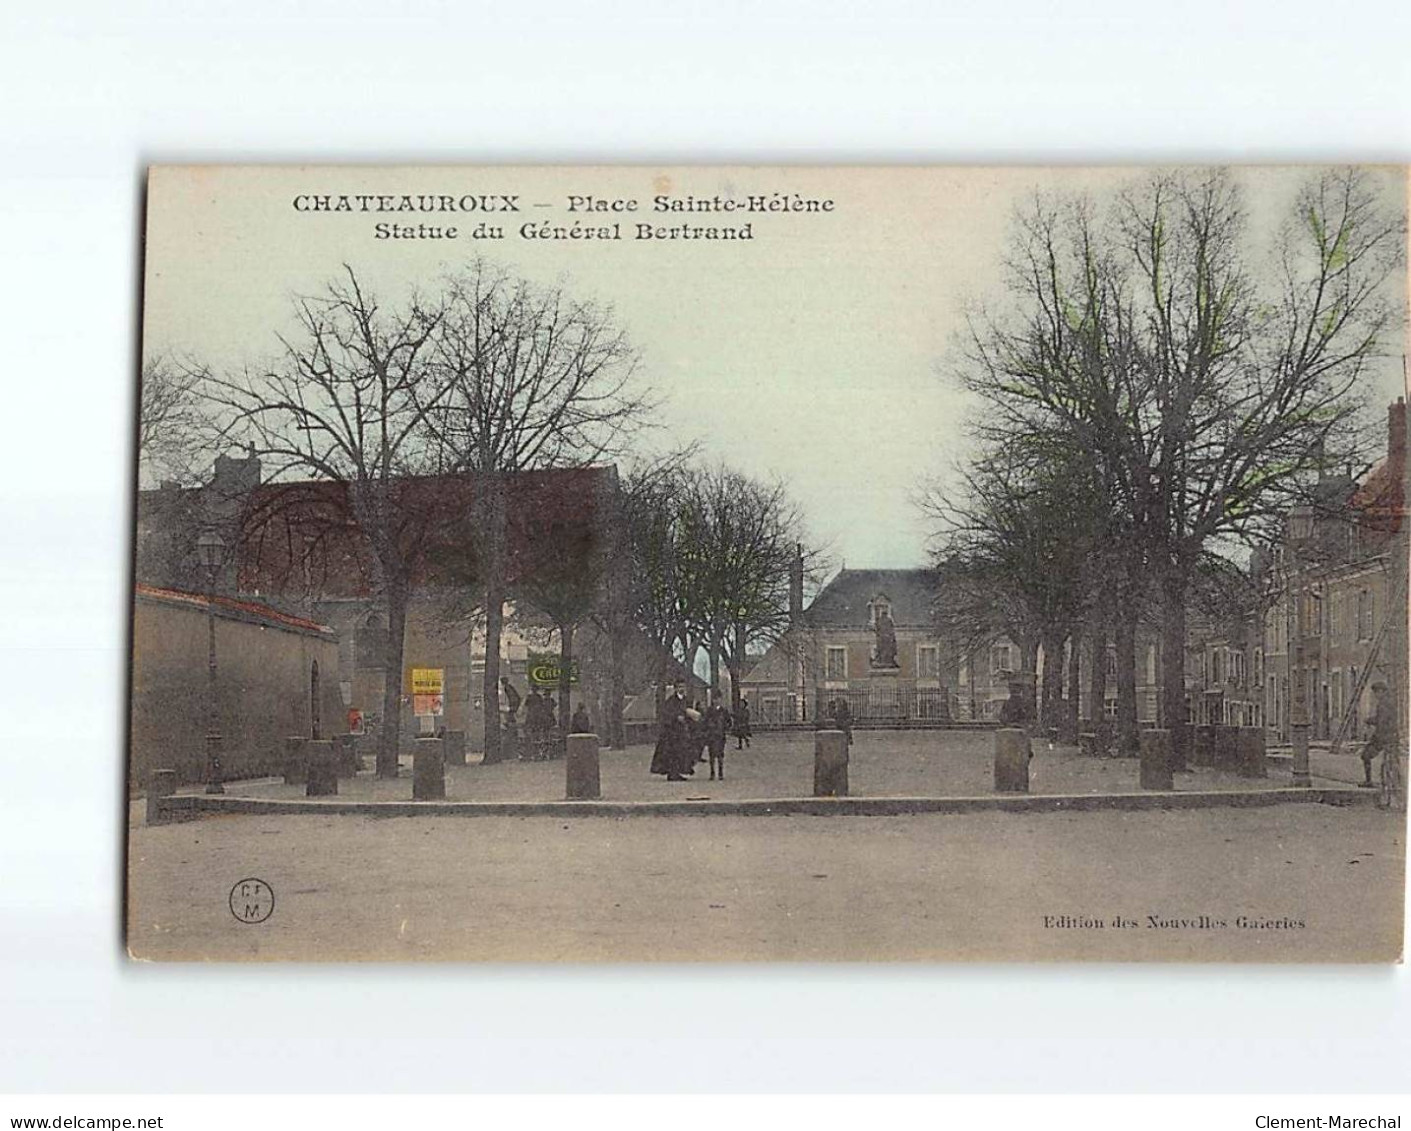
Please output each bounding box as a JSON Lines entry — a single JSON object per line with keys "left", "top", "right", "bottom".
{"left": 228, "top": 878, "right": 275, "bottom": 924}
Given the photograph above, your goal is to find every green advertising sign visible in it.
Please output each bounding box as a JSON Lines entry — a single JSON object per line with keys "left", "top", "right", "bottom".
{"left": 527, "top": 652, "right": 579, "bottom": 687}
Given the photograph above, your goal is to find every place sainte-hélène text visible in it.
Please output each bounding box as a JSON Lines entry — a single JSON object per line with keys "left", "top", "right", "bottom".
{"left": 1042, "top": 914, "right": 1307, "bottom": 930}
{"left": 289, "top": 191, "right": 837, "bottom": 242}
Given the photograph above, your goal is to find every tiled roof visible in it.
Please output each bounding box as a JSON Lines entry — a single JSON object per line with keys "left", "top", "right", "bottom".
{"left": 135, "top": 583, "right": 336, "bottom": 637}
{"left": 804, "top": 568, "right": 937, "bottom": 628}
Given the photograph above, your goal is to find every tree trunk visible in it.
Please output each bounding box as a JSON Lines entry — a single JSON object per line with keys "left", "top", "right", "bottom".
{"left": 1040, "top": 628, "right": 1066, "bottom": 733}
{"left": 608, "top": 627, "right": 626, "bottom": 750}
{"left": 1161, "top": 557, "right": 1190, "bottom": 770}
{"left": 480, "top": 475, "right": 507, "bottom": 764}
{"left": 376, "top": 583, "right": 407, "bottom": 779}
{"left": 558, "top": 620, "right": 574, "bottom": 741}
{"left": 480, "top": 585, "right": 505, "bottom": 762}
{"left": 1115, "top": 575, "right": 1139, "bottom": 757}
{"left": 1088, "top": 608, "right": 1109, "bottom": 752}
{"left": 708, "top": 636, "right": 721, "bottom": 694}
{"left": 1063, "top": 627, "right": 1082, "bottom": 743}
{"left": 1020, "top": 635, "right": 1038, "bottom": 726}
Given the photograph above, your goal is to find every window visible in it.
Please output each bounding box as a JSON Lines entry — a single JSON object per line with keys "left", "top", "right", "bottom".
{"left": 825, "top": 646, "right": 848, "bottom": 681}
{"left": 1357, "top": 589, "right": 1375, "bottom": 640}
{"left": 917, "top": 644, "right": 940, "bottom": 680}
{"left": 868, "top": 597, "right": 892, "bottom": 626}
{"left": 991, "top": 643, "right": 1014, "bottom": 676}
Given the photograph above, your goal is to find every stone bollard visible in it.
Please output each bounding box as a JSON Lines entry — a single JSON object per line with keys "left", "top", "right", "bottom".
{"left": 1214, "top": 725, "right": 1240, "bottom": 772}
{"left": 146, "top": 768, "right": 178, "bottom": 825}
{"left": 566, "top": 732, "right": 601, "bottom": 800}
{"left": 1192, "top": 725, "right": 1215, "bottom": 768}
{"left": 305, "top": 739, "right": 338, "bottom": 797}
{"left": 336, "top": 734, "right": 360, "bottom": 778}
{"left": 993, "top": 728, "right": 1030, "bottom": 792}
{"left": 814, "top": 729, "right": 849, "bottom": 797}
{"left": 444, "top": 729, "right": 468, "bottom": 767}
{"left": 1139, "top": 728, "right": 1173, "bottom": 790}
{"left": 1237, "top": 726, "right": 1268, "bottom": 779}
{"left": 283, "top": 736, "right": 308, "bottom": 785}
{"left": 413, "top": 736, "right": 446, "bottom": 801}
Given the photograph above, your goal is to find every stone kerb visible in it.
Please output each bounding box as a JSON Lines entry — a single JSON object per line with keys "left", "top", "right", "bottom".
{"left": 566, "top": 732, "right": 601, "bottom": 800}
{"left": 305, "top": 739, "right": 338, "bottom": 797}
{"left": 993, "top": 728, "right": 1030, "bottom": 792}
{"left": 814, "top": 729, "right": 849, "bottom": 797}
{"left": 1139, "top": 728, "right": 1173, "bottom": 790}
{"left": 413, "top": 736, "right": 446, "bottom": 801}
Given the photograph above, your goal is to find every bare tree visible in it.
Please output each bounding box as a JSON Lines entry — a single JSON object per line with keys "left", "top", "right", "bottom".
{"left": 417, "top": 259, "right": 652, "bottom": 763}
{"left": 138, "top": 354, "right": 205, "bottom": 487}
{"left": 923, "top": 439, "right": 1108, "bottom": 735}
{"left": 951, "top": 166, "right": 1404, "bottom": 757}
{"left": 194, "top": 265, "right": 450, "bottom": 778}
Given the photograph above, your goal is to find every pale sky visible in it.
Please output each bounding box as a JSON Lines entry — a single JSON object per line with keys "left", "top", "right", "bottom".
{"left": 143, "top": 165, "right": 1407, "bottom": 569}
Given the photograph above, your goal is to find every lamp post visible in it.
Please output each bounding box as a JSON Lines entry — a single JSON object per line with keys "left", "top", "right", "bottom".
{"left": 196, "top": 530, "right": 226, "bottom": 794}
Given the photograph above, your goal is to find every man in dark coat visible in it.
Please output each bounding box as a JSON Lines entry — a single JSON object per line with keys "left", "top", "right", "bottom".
{"left": 651, "top": 684, "right": 694, "bottom": 781}
{"left": 702, "top": 692, "right": 732, "bottom": 781}
{"left": 1362, "top": 682, "right": 1399, "bottom": 788}
{"left": 501, "top": 677, "right": 522, "bottom": 759}
{"left": 733, "top": 697, "right": 752, "bottom": 749}
{"left": 570, "top": 703, "right": 592, "bottom": 735}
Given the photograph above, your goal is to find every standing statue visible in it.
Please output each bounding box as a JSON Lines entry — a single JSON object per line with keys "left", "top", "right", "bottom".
{"left": 872, "top": 607, "right": 899, "bottom": 668}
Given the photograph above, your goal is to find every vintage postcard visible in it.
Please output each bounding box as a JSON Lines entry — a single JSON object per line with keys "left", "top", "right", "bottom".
{"left": 127, "top": 164, "right": 1409, "bottom": 962}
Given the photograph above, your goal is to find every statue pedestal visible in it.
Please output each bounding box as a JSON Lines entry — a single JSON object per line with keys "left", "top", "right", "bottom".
{"left": 867, "top": 667, "right": 903, "bottom": 721}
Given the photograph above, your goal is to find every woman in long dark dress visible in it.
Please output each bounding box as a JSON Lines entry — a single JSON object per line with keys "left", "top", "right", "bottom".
{"left": 651, "top": 686, "right": 694, "bottom": 781}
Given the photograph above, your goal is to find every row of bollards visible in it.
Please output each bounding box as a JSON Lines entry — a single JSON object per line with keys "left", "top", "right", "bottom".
{"left": 145, "top": 722, "right": 1274, "bottom": 823}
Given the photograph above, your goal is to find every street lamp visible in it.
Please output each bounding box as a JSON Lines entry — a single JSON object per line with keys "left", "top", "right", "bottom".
{"left": 196, "top": 530, "right": 226, "bottom": 794}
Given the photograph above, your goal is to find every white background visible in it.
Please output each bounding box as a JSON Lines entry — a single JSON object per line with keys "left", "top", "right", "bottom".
{"left": 1, "top": 0, "right": 1409, "bottom": 1096}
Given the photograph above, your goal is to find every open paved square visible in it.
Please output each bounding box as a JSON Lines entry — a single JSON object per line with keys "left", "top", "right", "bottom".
{"left": 127, "top": 796, "right": 1405, "bottom": 963}
{"left": 188, "top": 729, "right": 1346, "bottom": 806}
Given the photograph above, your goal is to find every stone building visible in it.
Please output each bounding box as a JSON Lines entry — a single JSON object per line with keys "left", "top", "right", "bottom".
{"left": 1257, "top": 398, "right": 1408, "bottom": 746}
{"left": 742, "top": 566, "right": 955, "bottom": 724}
{"left": 133, "top": 452, "right": 673, "bottom": 751}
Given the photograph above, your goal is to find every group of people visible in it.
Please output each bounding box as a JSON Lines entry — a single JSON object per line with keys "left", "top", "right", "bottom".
{"left": 651, "top": 687, "right": 752, "bottom": 782}
{"left": 500, "top": 676, "right": 593, "bottom": 762}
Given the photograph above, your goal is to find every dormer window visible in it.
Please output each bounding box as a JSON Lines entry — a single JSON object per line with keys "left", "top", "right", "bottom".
{"left": 868, "top": 596, "right": 892, "bottom": 626}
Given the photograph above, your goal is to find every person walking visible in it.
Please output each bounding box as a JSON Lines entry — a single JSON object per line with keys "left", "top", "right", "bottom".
{"left": 651, "top": 684, "right": 695, "bottom": 781}
{"left": 1362, "top": 682, "right": 1399, "bottom": 791}
{"left": 501, "top": 677, "right": 522, "bottom": 759}
{"left": 733, "top": 697, "right": 752, "bottom": 750}
{"left": 703, "top": 692, "right": 731, "bottom": 781}
{"left": 570, "top": 703, "right": 593, "bottom": 735}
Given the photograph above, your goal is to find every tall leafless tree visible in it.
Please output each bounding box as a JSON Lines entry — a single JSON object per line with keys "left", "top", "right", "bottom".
{"left": 950, "top": 167, "right": 1404, "bottom": 757}
{"left": 417, "top": 259, "right": 652, "bottom": 763}
{"left": 193, "top": 265, "right": 450, "bottom": 778}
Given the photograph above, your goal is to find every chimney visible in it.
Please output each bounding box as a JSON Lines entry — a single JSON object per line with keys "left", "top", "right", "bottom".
{"left": 1389, "top": 397, "right": 1406, "bottom": 462}
{"left": 788, "top": 543, "right": 804, "bottom": 624}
